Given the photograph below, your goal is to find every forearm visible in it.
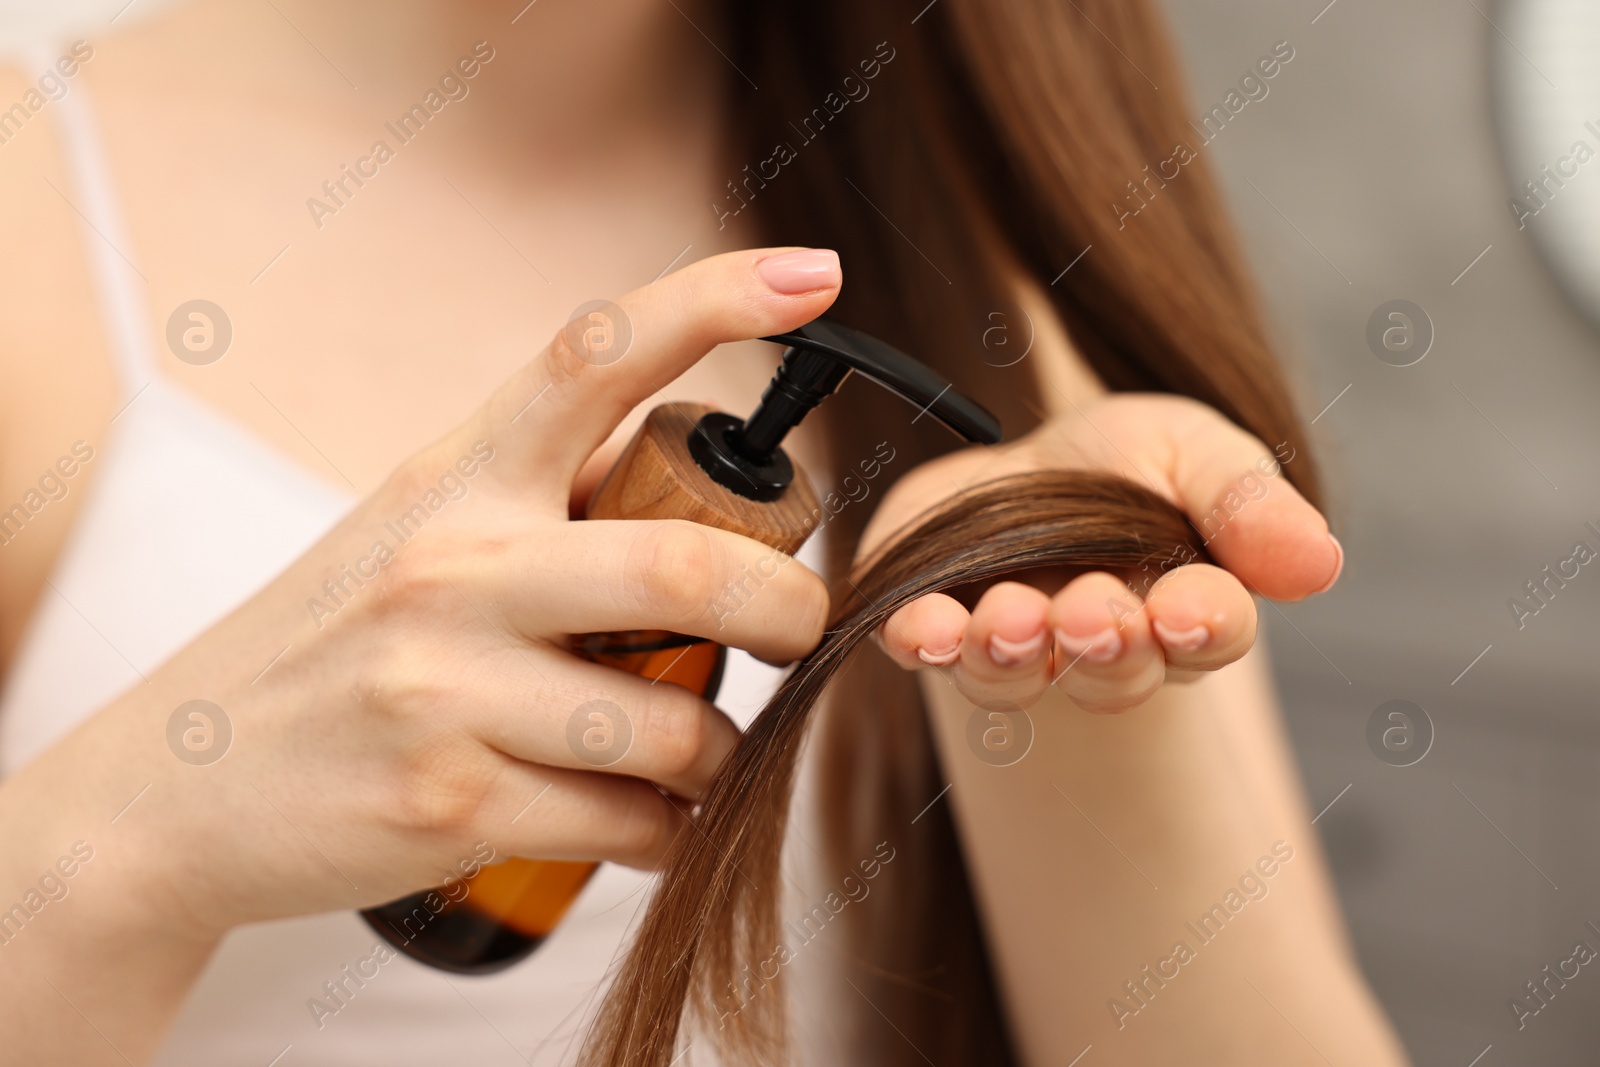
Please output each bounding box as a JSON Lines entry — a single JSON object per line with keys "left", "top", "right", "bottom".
{"left": 0, "top": 701, "right": 222, "bottom": 1065}
{"left": 924, "top": 645, "right": 1406, "bottom": 1065}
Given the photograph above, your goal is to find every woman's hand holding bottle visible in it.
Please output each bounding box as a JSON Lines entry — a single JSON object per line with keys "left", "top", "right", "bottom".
{"left": 0, "top": 248, "right": 844, "bottom": 952}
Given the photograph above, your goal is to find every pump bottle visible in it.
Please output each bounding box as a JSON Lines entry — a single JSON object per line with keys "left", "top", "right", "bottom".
{"left": 362, "top": 318, "right": 1000, "bottom": 973}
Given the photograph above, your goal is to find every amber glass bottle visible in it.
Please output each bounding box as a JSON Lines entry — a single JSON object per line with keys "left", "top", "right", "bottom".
{"left": 362, "top": 631, "right": 725, "bottom": 974}
{"left": 362, "top": 403, "right": 818, "bottom": 975}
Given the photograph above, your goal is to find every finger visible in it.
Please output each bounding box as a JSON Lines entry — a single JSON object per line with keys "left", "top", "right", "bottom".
{"left": 950, "top": 582, "right": 1054, "bottom": 709}
{"left": 1047, "top": 572, "right": 1164, "bottom": 714}
{"left": 473, "top": 654, "right": 739, "bottom": 802}
{"left": 1155, "top": 399, "right": 1341, "bottom": 601}
{"left": 483, "top": 758, "right": 684, "bottom": 870}
{"left": 1145, "top": 563, "right": 1258, "bottom": 672}
{"left": 481, "top": 247, "right": 842, "bottom": 494}
{"left": 878, "top": 592, "right": 969, "bottom": 670}
{"left": 497, "top": 519, "right": 829, "bottom": 664}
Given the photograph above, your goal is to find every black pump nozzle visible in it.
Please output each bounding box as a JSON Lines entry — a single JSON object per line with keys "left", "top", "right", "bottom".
{"left": 688, "top": 318, "right": 1003, "bottom": 501}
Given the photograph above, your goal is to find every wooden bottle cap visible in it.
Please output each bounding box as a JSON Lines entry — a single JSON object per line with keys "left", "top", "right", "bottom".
{"left": 586, "top": 403, "right": 821, "bottom": 556}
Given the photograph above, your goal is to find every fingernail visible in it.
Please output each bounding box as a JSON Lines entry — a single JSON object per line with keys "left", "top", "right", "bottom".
{"left": 756, "top": 248, "right": 841, "bottom": 294}
{"left": 917, "top": 642, "right": 960, "bottom": 666}
{"left": 1153, "top": 621, "right": 1209, "bottom": 651}
{"left": 1054, "top": 627, "right": 1122, "bottom": 664}
{"left": 1314, "top": 534, "right": 1344, "bottom": 594}
{"left": 988, "top": 631, "right": 1047, "bottom": 666}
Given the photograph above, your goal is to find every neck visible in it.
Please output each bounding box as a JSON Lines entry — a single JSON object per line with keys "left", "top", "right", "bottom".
{"left": 193, "top": 0, "right": 730, "bottom": 162}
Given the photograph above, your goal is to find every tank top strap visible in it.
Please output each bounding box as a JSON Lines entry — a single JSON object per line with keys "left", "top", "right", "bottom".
{"left": 45, "top": 49, "right": 158, "bottom": 404}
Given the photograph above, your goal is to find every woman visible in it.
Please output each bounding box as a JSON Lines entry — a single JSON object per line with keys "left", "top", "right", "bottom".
{"left": 0, "top": 0, "right": 1404, "bottom": 1063}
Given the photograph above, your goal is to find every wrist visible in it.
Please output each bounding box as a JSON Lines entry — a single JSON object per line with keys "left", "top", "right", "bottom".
{"left": 0, "top": 727, "right": 223, "bottom": 1064}
{"left": 0, "top": 693, "right": 239, "bottom": 951}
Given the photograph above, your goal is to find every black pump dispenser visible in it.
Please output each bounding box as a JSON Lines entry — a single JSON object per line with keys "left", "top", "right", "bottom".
{"left": 688, "top": 318, "right": 1003, "bottom": 501}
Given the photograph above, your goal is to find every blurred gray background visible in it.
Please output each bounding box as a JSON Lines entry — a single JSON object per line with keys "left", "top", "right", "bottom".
{"left": 1161, "top": 0, "right": 1600, "bottom": 1062}
{"left": 6, "top": 0, "right": 1598, "bottom": 1062}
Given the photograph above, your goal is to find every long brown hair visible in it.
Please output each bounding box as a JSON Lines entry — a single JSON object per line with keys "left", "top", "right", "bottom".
{"left": 583, "top": 1, "right": 1318, "bottom": 1063}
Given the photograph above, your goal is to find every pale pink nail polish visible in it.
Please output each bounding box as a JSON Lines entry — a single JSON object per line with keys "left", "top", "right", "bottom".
{"left": 756, "top": 249, "right": 841, "bottom": 294}
{"left": 1153, "top": 621, "right": 1209, "bottom": 651}
{"left": 1314, "top": 534, "right": 1344, "bottom": 594}
{"left": 989, "top": 632, "right": 1047, "bottom": 666}
{"left": 917, "top": 643, "right": 960, "bottom": 666}
{"left": 1054, "top": 628, "right": 1122, "bottom": 664}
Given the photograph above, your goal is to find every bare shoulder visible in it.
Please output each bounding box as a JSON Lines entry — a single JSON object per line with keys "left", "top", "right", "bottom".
{"left": 0, "top": 45, "right": 117, "bottom": 673}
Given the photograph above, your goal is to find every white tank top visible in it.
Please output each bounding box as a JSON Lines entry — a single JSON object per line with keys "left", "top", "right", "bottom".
{"left": 0, "top": 75, "right": 797, "bottom": 1066}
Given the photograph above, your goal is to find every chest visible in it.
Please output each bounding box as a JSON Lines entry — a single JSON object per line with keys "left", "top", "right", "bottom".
{"left": 78, "top": 73, "right": 772, "bottom": 494}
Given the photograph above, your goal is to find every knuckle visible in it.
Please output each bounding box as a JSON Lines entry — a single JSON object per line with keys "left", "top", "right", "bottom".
{"left": 542, "top": 321, "right": 590, "bottom": 389}
{"left": 639, "top": 690, "right": 710, "bottom": 782}
{"left": 393, "top": 735, "right": 497, "bottom": 833}
{"left": 614, "top": 786, "right": 678, "bottom": 866}
{"left": 354, "top": 653, "right": 445, "bottom": 737}
{"left": 1075, "top": 699, "right": 1137, "bottom": 716}
{"left": 958, "top": 674, "right": 1043, "bottom": 709}
{"left": 624, "top": 521, "right": 720, "bottom": 625}
{"left": 381, "top": 452, "right": 435, "bottom": 504}
{"left": 321, "top": 469, "right": 459, "bottom": 624}
{"left": 1060, "top": 662, "right": 1165, "bottom": 714}
{"left": 366, "top": 546, "right": 447, "bottom": 622}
